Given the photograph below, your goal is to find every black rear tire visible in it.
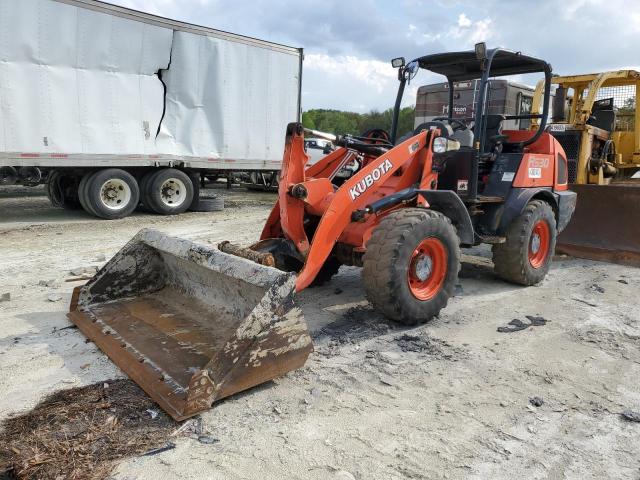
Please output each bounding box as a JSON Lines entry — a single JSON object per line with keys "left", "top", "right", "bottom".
{"left": 143, "top": 168, "right": 194, "bottom": 215}
{"left": 362, "top": 208, "right": 460, "bottom": 325}
{"left": 492, "top": 199, "right": 557, "bottom": 285}
{"left": 84, "top": 169, "right": 139, "bottom": 220}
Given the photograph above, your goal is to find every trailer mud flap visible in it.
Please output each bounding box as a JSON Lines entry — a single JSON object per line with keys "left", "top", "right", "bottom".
{"left": 557, "top": 184, "right": 640, "bottom": 267}
{"left": 68, "top": 229, "right": 312, "bottom": 421}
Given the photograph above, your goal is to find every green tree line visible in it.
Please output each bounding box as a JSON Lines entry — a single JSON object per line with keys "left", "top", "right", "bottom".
{"left": 302, "top": 106, "right": 416, "bottom": 138}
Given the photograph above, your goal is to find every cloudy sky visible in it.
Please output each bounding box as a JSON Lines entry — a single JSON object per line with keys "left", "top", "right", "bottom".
{"left": 112, "top": 0, "right": 640, "bottom": 112}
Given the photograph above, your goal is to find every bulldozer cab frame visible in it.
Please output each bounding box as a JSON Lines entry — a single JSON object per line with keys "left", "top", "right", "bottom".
{"left": 531, "top": 70, "right": 640, "bottom": 184}
{"left": 529, "top": 71, "right": 640, "bottom": 266}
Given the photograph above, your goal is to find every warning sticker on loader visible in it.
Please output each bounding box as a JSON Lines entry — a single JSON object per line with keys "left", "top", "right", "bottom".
{"left": 528, "top": 167, "right": 542, "bottom": 178}
{"left": 457, "top": 180, "right": 469, "bottom": 192}
{"left": 502, "top": 172, "right": 515, "bottom": 182}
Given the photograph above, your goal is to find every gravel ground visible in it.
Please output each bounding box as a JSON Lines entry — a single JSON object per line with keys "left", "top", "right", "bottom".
{"left": 1, "top": 185, "right": 639, "bottom": 480}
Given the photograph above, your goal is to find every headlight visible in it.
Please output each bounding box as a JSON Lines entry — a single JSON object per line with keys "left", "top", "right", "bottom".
{"left": 433, "top": 137, "right": 448, "bottom": 153}
{"left": 432, "top": 137, "right": 461, "bottom": 153}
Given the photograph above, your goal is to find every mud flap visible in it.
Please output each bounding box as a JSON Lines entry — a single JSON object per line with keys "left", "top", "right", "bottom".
{"left": 557, "top": 184, "right": 640, "bottom": 267}
{"left": 68, "top": 229, "right": 312, "bottom": 421}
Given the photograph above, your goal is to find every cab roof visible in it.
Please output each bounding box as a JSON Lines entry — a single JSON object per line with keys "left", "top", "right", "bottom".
{"left": 415, "top": 48, "right": 550, "bottom": 81}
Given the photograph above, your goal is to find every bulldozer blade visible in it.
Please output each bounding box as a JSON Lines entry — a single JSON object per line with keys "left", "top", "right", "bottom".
{"left": 557, "top": 184, "right": 640, "bottom": 267}
{"left": 68, "top": 229, "right": 312, "bottom": 421}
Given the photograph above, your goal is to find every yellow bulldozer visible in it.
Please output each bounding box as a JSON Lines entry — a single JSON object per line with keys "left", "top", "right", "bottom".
{"left": 531, "top": 70, "right": 640, "bottom": 266}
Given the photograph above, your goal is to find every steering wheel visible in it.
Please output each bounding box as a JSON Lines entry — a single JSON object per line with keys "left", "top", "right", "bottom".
{"left": 432, "top": 117, "right": 468, "bottom": 131}
{"left": 413, "top": 121, "right": 453, "bottom": 137}
{"left": 359, "top": 128, "right": 392, "bottom": 144}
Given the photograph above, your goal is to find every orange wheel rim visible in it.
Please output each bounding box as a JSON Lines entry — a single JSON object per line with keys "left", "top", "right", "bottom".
{"left": 407, "top": 238, "right": 448, "bottom": 300}
{"left": 529, "top": 220, "right": 550, "bottom": 269}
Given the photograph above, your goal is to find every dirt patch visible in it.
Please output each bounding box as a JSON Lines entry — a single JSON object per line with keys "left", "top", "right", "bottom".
{"left": 394, "top": 333, "right": 464, "bottom": 360}
{"left": 0, "top": 380, "right": 177, "bottom": 480}
{"left": 315, "top": 305, "right": 393, "bottom": 346}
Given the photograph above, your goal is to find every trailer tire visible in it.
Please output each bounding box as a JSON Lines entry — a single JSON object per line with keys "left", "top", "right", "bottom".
{"left": 143, "top": 168, "right": 194, "bottom": 215}
{"left": 45, "top": 171, "right": 64, "bottom": 208}
{"left": 492, "top": 200, "right": 557, "bottom": 285}
{"left": 46, "top": 171, "right": 82, "bottom": 210}
{"left": 78, "top": 171, "right": 99, "bottom": 216}
{"left": 84, "top": 169, "right": 139, "bottom": 219}
{"left": 138, "top": 170, "right": 156, "bottom": 212}
{"left": 362, "top": 208, "right": 460, "bottom": 325}
{"left": 189, "top": 195, "right": 224, "bottom": 212}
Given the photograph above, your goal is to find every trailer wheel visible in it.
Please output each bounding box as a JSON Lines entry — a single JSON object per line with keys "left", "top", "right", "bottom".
{"left": 362, "top": 208, "right": 460, "bottom": 325}
{"left": 143, "top": 168, "right": 194, "bottom": 215}
{"left": 46, "top": 171, "right": 82, "bottom": 209}
{"left": 137, "top": 170, "right": 156, "bottom": 212}
{"left": 189, "top": 195, "right": 224, "bottom": 212}
{"left": 492, "top": 200, "right": 557, "bottom": 285}
{"left": 45, "top": 171, "right": 65, "bottom": 208}
{"left": 78, "top": 171, "right": 99, "bottom": 216}
{"left": 83, "top": 169, "right": 139, "bottom": 219}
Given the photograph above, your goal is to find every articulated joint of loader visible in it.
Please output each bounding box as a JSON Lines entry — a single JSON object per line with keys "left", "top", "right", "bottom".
{"left": 290, "top": 183, "right": 307, "bottom": 199}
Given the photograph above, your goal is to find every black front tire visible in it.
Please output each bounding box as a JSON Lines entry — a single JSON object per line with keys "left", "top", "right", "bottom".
{"left": 492, "top": 199, "right": 557, "bottom": 285}
{"left": 362, "top": 208, "right": 460, "bottom": 325}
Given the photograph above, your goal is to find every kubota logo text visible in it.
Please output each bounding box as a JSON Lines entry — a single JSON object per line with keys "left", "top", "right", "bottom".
{"left": 349, "top": 159, "right": 394, "bottom": 201}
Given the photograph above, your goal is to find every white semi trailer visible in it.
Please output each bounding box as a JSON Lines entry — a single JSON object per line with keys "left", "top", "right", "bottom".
{"left": 0, "top": 0, "right": 302, "bottom": 218}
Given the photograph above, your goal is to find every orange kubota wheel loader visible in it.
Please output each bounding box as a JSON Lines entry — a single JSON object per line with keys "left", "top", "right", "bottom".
{"left": 68, "top": 44, "right": 577, "bottom": 420}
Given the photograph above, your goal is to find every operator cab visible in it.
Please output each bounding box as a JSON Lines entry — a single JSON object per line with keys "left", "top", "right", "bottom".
{"left": 390, "top": 43, "right": 553, "bottom": 203}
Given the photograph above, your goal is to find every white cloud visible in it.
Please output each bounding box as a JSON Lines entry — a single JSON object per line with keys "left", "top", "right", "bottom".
{"left": 302, "top": 54, "right": 439, "bottom": 112}
{"left": 448, "top": 14, "right": 493, "bottom": 43}
{"left": 304, "top": 54, "right": 397, "bottom": 94}
{"left": 470, "top": 18, "right": 493, "bottom": 43}
{"left": 457, "top": 13, "right": 472, "bottom": 28}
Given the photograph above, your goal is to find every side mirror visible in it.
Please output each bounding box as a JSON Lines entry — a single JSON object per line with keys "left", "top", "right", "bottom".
{"left": 391, "top": 57, "right": 405, "bottom": 68}
{"left": 475, "top": 42, "right": 487, "bottom": 60}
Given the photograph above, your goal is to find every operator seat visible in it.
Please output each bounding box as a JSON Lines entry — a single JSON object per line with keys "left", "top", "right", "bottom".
{"left": 484, "top": 114, "right": 505, "bottom": 144}
{"left": 587, "top": 110, "right": 616, "bottom": 132}
{"left": 478, "top": 114, "right": 506, "bottom": 177}
{"left": 450, "top": 128, "right": 474, "bottom": 148}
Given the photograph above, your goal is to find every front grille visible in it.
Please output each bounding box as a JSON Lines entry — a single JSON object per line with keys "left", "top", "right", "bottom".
{"left": 550, "top": 131, "right": 581, "bottom": 183}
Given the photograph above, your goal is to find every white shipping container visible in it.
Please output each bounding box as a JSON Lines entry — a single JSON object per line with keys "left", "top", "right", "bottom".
{"left": 0, "top": 0, "right": 303, "bottom": 170}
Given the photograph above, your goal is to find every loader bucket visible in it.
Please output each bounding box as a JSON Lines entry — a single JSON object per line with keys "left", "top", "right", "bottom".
{"left": 68, "top": 229, "right": 312, "bottom": 421}
{"left": 557, "top": 184, "right": 640, "bottom": 267}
